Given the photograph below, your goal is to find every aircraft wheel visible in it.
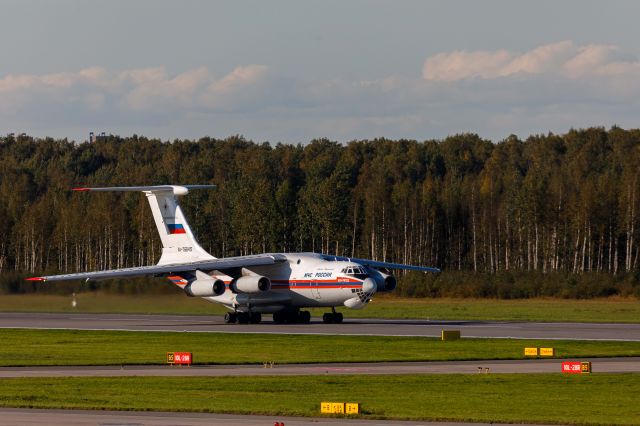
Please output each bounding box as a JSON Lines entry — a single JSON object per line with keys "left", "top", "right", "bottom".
{"left": 334, "top": 312, "right": 344, "bottom": 323}
{"left": 250, "top": 312, "right": 262, "bottom": 324}
{"left": 285, "top": 310, "right": 299, "bottom": 323}
{"left": 224, "top": 312, "right": 237, "bottom": 324}
{"left": 273, "top": 311, "right": 285, "bottom": 324}
{"left": 237, "top": 313, "right": 250, "bottom": 324}
{"left": 322, "top": 313, "right": 333, "bottom": 324}
{"left": 299, "top": 310, "right": 311, "bottom": 324}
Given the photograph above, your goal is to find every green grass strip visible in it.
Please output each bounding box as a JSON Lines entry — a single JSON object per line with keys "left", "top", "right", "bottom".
{"left": 0, "top": 374, "right": 638, "bottom": 425}
{"left": 2, "top": 329, "right": 640, "bottom": 366}
{"left": 352, "top": 295, "right": 640, "bottom": 323}
{"left": 3, "top": 293, "right": 640, "bottom": 323}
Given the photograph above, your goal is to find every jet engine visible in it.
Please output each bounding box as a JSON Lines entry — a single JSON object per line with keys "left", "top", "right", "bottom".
{"left": 378, "top": 271, "right": 397, "bottom": 292}
{"left": 367, "top": 268, "right": 397, "bottom": 292}
{"left": 230, "top": 275, "right": 271, "bottom": 293}
{"left": 184, "top": 278, "right": 226, "bottom": 297}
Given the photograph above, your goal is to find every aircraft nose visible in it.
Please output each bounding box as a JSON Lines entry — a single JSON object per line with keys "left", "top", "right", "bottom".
{"left": 362, "top": 277, "right": 376, "bottom": 293}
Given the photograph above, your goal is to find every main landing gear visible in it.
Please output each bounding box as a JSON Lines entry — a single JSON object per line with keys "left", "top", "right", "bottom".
{"left": 224, "top": 312, "right": 262, "bottom": 324}
{"left": 322, "top": 307, "right": 343, "bottom": 324}
{"left": 272, "top": 309, "right": 311, "bottom": 324}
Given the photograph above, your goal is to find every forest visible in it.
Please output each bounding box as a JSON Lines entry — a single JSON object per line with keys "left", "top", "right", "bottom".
{"left": 1, "top": 127, "right": 639, "bottom": 298}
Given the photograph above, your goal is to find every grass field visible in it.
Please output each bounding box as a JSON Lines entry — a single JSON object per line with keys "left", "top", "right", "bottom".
{"left": 2, "top": 292, "right": 640, "bottom": 323}
{"left": 0, "top": 374, "right": 638, "bottom": 424}
{"left": 2, "top": 329, "right": 639, "bottom": 366}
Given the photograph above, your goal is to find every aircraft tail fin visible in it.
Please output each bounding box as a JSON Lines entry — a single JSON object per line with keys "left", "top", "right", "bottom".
{"left": 73, "top": 185, "right": 216, "bottom": 264}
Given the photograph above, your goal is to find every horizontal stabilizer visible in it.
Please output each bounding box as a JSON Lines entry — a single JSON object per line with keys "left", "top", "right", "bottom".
{"left": 73, "top": 185, "right": 215, "bottom": 196}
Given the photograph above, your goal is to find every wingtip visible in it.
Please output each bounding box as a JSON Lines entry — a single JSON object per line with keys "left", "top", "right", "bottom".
{"left": 72, "top": 187, "right": 90, "bottom": 191}
{"left": 25, "top": 277, "right": 46, "bottom": 282}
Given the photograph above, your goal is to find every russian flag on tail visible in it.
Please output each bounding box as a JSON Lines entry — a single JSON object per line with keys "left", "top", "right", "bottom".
{"left": 168, "top": 223, "right": 186, "bottom": 234}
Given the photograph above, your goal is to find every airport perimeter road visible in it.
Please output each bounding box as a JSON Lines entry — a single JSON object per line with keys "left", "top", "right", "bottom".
{"left": 1, "top": 312, "right": 639, "bottom": 340}
{"left": 1, "top": 358, "right": 639, "bottom": 378}
{"left": 0, "top": 408, "right": 558, "bottom": 426}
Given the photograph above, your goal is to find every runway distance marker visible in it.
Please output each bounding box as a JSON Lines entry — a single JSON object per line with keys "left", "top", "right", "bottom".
{"left": 562, "top": 361, "right": 591, "bottom": 374}
{"left": 540, "top": 347, "right": 554, "bottom": 356}
{"left": 345, "top": 402, "right": 360, "bottom": 414}
{"left": 525, "top": 347, "right": 554, "bottom": 357}
{"left": 166, "top": 352, "right": 192, "bottom": 365}
{"left": 320, "top": 401, "right": 359, "bottom": 414}
{"left": 331, "top": 402, "right": 344, "bottom": 414}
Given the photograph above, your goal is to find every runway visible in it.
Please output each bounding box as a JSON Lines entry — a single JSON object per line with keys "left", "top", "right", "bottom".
{"left": 1, "top": 357, "right": 639, "bottom": 378}
{"left": 0, "top": 408, "right": 554, "bottom": 426}
{"left": 1, "top": 312, "right": 639, "bottom": 340}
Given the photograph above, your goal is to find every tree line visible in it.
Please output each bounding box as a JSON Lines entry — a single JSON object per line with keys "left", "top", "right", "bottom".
{"left": 1, "top": 127, "right": 639, "bottom": 297}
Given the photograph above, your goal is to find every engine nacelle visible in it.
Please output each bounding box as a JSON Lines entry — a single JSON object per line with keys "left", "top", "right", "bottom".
{"left": 379, "top": 271, "right": 397, "bottom": 292}
{"left": 184, "top": 278, "right": 226, "bottom": 297}
{"left": 231, "top": 275, "right": 271, "bottom": 294}
{"left": 367, "top": 268, "right": 397, "bottom": 292}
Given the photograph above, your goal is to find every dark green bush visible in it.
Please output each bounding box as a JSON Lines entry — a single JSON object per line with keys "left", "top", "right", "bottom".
{"left": 396, "top": 271, "right": 639, "bottom": 299}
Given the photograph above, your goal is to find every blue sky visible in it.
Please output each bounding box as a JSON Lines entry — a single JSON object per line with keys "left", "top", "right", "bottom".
{"left": 2, "top": 0, "right": 640, "bottom": 143}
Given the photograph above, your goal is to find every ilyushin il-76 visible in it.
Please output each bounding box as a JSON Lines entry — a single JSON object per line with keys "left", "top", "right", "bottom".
{"left": 29, "top": 185, "right": 439, "bottom": 324}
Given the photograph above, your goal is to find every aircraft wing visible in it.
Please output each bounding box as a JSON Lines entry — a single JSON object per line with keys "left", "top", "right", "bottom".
{"left": 321, "top": 255, "right": 440, "bottom": 273}
{"left": 27, "top": 254, "right": 288, "bottom": 282}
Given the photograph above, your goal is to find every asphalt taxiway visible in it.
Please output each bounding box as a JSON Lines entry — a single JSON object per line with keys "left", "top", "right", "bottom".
{"left": 1, "top": 357, "right": 638, "bottom": 378}
{"left": 1, "top": 312, "right": 639, "bottom": 340}
{"left": 0, "top": 409, "right": 556, "bottom": 426}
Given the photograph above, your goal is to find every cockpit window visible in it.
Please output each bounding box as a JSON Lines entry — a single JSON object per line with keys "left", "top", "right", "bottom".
{"left": 341, "top": 266, "right": 368, "bottom": 280}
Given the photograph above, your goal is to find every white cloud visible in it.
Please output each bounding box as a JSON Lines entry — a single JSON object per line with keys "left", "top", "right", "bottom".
{"left": 0, "top": 65, "right": 274, "bottom": 116}
{"left": 563, "top": 44, "right": 639, "bottom": 78}
{"left": 2, "top": 41, "right": 640, "bottom": 143}
{"left": 422, "top": 41, "right": 640, "bottom": 82}
{"left": 208, "top": 65, "right": 268, "bottom": 93}
{"left": 422, "top": 49, "right": 513, "bottom": 81}
{"left": 124, "top": 67, "right": 213, "bottom": 110}
{"left": 501, "top": 41, "right": 574, "bottom": 75}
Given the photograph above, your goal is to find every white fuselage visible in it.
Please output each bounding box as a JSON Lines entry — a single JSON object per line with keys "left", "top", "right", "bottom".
{"left": 169, "top": 253, "right": 375, "bottom": 313}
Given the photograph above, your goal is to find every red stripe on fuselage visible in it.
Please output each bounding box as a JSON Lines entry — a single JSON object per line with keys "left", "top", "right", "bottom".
{"left": 272, "top": 277, "right": 361, "bottom": 284}
{"left": 179, "top": 277, "right": 363, "bottom": 292}
{"left": 214, "top": 277, "right": 363, "bottom": 290}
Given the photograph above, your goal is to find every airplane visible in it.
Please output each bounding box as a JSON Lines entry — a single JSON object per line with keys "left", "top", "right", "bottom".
{"left": 28, "top": 185, "right": 440, "bottom": 324}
